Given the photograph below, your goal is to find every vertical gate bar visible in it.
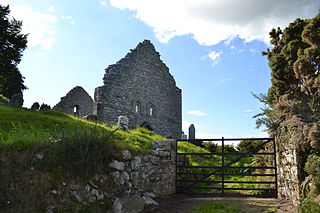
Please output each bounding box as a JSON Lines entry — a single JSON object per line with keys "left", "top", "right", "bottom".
{"left": 175, "top": 139, "right": 178, "bottom": 194}
{"left": 221, "top": 137, "right": 225, "bottom": 196}
{"left": 272, "top": 138, "right": 278, "bottom": 198}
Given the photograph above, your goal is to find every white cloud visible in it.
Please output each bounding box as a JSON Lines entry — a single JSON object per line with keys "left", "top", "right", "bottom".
{"left": 61, "top": 16, "right": 75, "bottom": 25}
{"left": 100, "top": 0, "right": 108, "bottom": 6}
{"left": 208, "top": 51, "right": 222, "bottom": 65}
{"left": 244, "top": 109, "right": 253, "bottom": 113}
{"left": 109, "top": 0, "right": 319, "bottom": 45}
{"left": 8, "top": 4, "right": 57, "bottom": 50}
{"left": 187, "top": 110, "right": 208, "bottom": 116}
{"left": 47, "top": 6, "right": 55, "bottom": 12}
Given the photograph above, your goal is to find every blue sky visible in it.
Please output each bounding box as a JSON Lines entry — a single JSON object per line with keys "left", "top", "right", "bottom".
{"left": 1, "top": 0, "right": 319, "bottom": 139}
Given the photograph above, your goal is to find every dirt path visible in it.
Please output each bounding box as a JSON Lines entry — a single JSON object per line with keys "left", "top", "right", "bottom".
{"left": 148, "top": 195, "right": 297, "bottom": 213}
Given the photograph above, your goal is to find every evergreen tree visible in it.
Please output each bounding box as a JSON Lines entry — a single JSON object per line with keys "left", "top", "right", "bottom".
{"left": 30, "top": 102, "right": 40, "bottom": 110}
{"left": 40, "top": 103, "right": 51, "bottom": 111}
{"left": 256, "top": 13, "right": 320, "bottom": 139}
{"left": 0, "top": 4, "right": 28, "bottom": 99}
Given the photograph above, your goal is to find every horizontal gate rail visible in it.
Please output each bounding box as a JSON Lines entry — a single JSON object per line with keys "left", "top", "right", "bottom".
{"left": 177, "top": 180, "right": 276, "bottom": 184}
{"left": 178, "top": 192, "right": 277, "bottom": 198}
{"left": 177, "top": 152, "right": 275, "bottom": 156}
{"left": 176, "top": 137, "right": 277, "bottom": 198}
{"left": 176, "top": 186, "right": 276, "bottom": 191}
{"left": 177, "top": 165, "right": 276, "bottom": 169}
{"left": 177, "top": 172, "right": 276, "bottom": 177}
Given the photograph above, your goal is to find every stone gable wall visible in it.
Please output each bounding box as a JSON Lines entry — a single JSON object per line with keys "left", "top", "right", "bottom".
{"left": 94, "top": 40, "right": 182, "bottom": 139}
{"left": 54, "top": 86, "right": 93, "bottom": 117}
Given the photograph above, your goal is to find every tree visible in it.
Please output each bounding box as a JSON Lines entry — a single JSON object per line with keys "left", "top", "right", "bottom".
{"left": 0, "top": 4, "right": 28, "bottom": 100}
{"left": 237, "top": 140, "right": 261, "bottom": 153}
{"left": 30, "top": 102, "right": 40, "bottom": 110}
{"left": 40, "top": 103, "right": 51, "bottom": 111}
{"left": 256, "top": 13, "right": 320, "bottom": 140}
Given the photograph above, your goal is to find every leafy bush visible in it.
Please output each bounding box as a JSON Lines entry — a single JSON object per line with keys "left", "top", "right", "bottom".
{"left": 305, "top": 155, "right": 320, "bottom": 178}
{"left": 40, "top": 103, "right": 51, "bottom": 110}
{"left": 30, "top": 102, "right": 40, "bottom": 110}
{"left": 299, "top": 199, "right": 320, "bottom": 213}
{"left": 51, "top": 127, "right": 116, "bottom": 177}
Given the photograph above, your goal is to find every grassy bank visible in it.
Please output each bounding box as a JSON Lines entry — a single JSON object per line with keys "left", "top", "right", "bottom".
{"left": 0, "top": 106, "right": 166, "bottom": 150}
{"left": 0, "top": 106, "right": 168, "bottom": 212}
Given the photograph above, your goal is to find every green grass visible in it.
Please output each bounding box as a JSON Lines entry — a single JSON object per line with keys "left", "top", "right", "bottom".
{"left": 0, "top": 106, "right": 168, "bottom": 211}
{"left": 0, "top": 106, "right": 166, "bottom": 150}
{"left": 192, "top": 200, "right": 279, "bottom": 213}
{"left": 192, "top": 201, "right": 242, "bottom": 213}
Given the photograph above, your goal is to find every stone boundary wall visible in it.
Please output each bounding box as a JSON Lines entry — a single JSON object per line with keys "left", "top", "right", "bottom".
{"left": 110, "top": 139, "right": 176, "bottom": 212}
{"left": 277, "top": 138, "right": 301, "bottom": 205}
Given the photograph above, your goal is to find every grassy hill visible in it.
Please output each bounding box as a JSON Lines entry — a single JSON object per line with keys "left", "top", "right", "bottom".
{"left": 0, "top": 106, "right": 166, "bottom": 150}
{"left": 0, "top": 106, "right": 168, "bottom": 212}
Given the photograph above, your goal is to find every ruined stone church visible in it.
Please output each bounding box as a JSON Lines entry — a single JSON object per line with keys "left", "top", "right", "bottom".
{"left": 53, "top": 40, "right": 182, "bottom": 139}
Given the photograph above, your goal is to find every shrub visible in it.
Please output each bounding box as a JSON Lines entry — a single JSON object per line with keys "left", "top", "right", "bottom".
{"left": 305, "top": 155, "right": 320, "bottom": 178}
{"left": 40, "top": 103, "right": 51, "bottom": 111}
{"left": 30, "top": 102, "right": 40, "bottom": 110}
{"left": 51, "top": 127, "right": 116, "bottom": 177}
{"left": 299, "top": 199, "right": 320, "bottom": 213}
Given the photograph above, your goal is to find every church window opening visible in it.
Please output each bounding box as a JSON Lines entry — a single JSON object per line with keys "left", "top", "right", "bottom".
{"left": 133, "top": 101, "right": 141, "bottom": 113}
{"left": 148, "top": 104, "right": 155, "bottom": 117}
{"left": 73, "top": 105, "right": 79, "bottom": 116}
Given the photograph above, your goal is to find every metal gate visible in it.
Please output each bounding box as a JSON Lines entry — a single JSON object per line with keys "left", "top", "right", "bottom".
{"left": 176, "top": 138, "right": 277, "bottom": 198}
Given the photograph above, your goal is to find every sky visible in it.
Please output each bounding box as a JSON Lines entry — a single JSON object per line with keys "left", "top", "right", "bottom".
{"left": 1, "top": 0, "right": 319, "bottom": 139}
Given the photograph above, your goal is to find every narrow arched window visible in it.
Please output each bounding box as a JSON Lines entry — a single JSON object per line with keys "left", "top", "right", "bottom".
{"left": 135, "top": 104, "right": 140, "bottom": 113}
{"left": 149, "top": 107, "right": 154, "bottom": 116}
{"left": 73, "top": 105, "right": 79, "bottom": 116}
{"left": 147, "top": 103, "right": 155, "bottom": 117}
{"left": 133, "top": 101, "right": 141, "bottom": 113}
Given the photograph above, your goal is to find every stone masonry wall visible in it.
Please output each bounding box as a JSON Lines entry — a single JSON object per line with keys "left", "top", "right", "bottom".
{"left": 89, "top": 139, "right": 176, "bottom": 212}
{"left": 54, "top": 86, "right": 93, "bottom": 117}
{"left": 94, "top": 40, "right": 182, "bottom": 139}
{"left": 277, "top": 137, "right": 301, "bottom": 205}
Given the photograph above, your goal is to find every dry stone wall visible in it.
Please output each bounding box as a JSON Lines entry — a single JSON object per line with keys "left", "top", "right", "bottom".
{"left": 110, "top": 139, "right": 176, "bottom": 212}
{"left": 94, "top": 40, "right": 182, "bottom": 139}
{"left": 277, "top": 139, "right": 301, "bottom": 205}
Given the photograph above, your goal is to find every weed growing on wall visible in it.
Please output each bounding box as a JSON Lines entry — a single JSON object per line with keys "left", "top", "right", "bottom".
{"left": 51, "top": 127, "right": 117, "bottom": 177}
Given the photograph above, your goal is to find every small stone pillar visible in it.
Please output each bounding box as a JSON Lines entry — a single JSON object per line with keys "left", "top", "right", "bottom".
{"left": 117, "top": 116, "right": 129, "bottom": 130}
{"left": 188, "top": 124, "right": 195, "bottom": 139}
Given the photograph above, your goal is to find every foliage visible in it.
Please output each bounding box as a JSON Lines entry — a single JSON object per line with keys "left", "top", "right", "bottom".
{"left": 0, "top": 4, "right": 28, "bottom": 99}
{"left": 305, "top": 155, "right": 320, "bottom": 178}
{"left": 51, "top": 127, "right": 116, "bottom": 177}
{"left": 203, "top": 142, "right": 237, "bottom": 153}
{"left": 30, "top": 102, "right": 40, "bottom": 110}
{"left": 299, "top": 199, "right": 320, "bottom": 213}
{"left": 237, "top": 140, "right": 262, "bottom": 153}
{"left": 39, "top": 103, "right": 51, "bottom": 111}
{"left": 255, "top": 12, "right": 320, "bottom": 208}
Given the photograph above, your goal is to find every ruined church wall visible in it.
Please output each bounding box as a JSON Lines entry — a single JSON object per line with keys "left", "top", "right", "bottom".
{"left": 54, "top": 86, "right": 93, "bottom": 117}
{"left": 94, "top": 41, "right": 182, "bottom": 139}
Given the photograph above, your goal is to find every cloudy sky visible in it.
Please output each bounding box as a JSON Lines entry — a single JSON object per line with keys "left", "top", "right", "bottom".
{"left": 1, "top": 0, "right": 319, "bottom": 139}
